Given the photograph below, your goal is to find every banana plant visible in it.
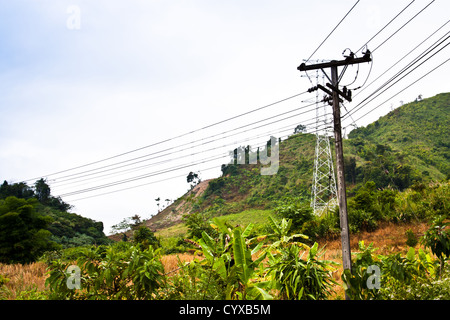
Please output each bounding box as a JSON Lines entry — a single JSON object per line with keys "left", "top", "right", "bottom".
{"left": 197, "top": 229, "right": 231, "bottom": 280}
{"left": 267, "top": 242, "right": 338, "bottom": 300}
{"left": 264, "top": 215, "right": 309, "bottom": 251}
{"left": 196, "top": 221, "right": 272, "bottom": 300}
{"left": 229, "top": 226, "right": 272, "bottom": 300}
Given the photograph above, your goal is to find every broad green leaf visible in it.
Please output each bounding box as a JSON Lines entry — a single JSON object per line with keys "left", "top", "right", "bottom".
{"left": 201, "top": 231, "right": 216, "bottom": 252}
{"left": 213, "top": 258, "right": 227, "bottom": 280}
{"left": 211, "top": 217, "right": 230, "bottom": 235}
{"left": 198, "top": 238, "right": 214, "bottom": 262}
{"left": 309, "top": 242, "right": 319, "bottom": 257}
{"left": 281, "top": 218, "right": 292, "bottom": 235}
{"left": 248, "top": 284, "right": 273, "bottom": 300}
{"left": 298, "top": 286, "right": 304, "bottom": 300}
{"left": 268, "top": 215, "right": 280, "bottom": 235}
{"left": 406, "top": 247, "right": 415, "bottom": 261}
{"left": 251, "top": 241, "right": 264, "bottom": 256}
{"left": 242, "top": 223, "right": 254, "bottom": 238}
{"left": 233, "top": 228, "right": 246, "bottom": 266}
{"left": 233, "top": 228, "right": 252, "bottom": 283}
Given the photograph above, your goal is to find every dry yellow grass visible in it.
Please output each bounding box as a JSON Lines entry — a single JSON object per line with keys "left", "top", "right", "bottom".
{"left": 0, "top": 262, "right": 49, "bottom": 299}
{"left": 317, "top": 221, "right": 430, "bottom": 299}
{"left": 0, "top": 254, "right": 199, "bottom": 299}
{"left": 160, "top": 253, "right": 200, "bottom": 274}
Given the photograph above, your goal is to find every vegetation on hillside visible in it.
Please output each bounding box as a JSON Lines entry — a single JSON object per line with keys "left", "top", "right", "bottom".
{"left": 0, "top": 93, "right": 449, "bottom": 300}
{"left": 143, "top": 93, "right": 449, "bottom": 228}
{"left": 37, "top": 188, "right": 450, "bottom": 300}
{"left": 0, "top": 179, "right": 110, "bottom": 263}
{"left": 347, "top": 92, "right": 449, "bottom": 184}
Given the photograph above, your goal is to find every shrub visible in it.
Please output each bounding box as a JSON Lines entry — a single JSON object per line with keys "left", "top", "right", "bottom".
{"left": 421, "top": 216, "right": 450, "bottom": 278}
{"left": 132, "top": 226, "right": 160, "bottom": 248}
{"left": 341, "top": 241, "right": 382, "bottom": 300}
{"left": 15, "top": 287, "right": 49, "bottom": 300}
{"left": 348, "top": 209, "right": 378, "bottom": 233}
{"left": 342, "top": 241, "right": 446, "bottom": 300}
{"left": 46, "top": 245, "right": 165, "bottom": 300}
{"left": 274, "top": 197, "right": 313, "bottom": 231}
{"left": 405, "top": 229, "right": 418, "bottom": 247}
{"left": 382, "top": 266, "right": 450, "bottom": 300}
{"left": 267, "top": 242, "right": 337, "bottom": 300}
{"left": 203, "top": 177, "right": 226, "bottom": 197}
{"left": 300, "top": 214, "right": 339, "bottom": 242}
{"left": 183, "top": 212, "right": 217, "bottom": 240}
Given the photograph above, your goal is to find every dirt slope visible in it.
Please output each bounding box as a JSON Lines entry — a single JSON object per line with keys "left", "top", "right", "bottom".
{"left": 143, "top": 179, "right": 211, "bottom": 231}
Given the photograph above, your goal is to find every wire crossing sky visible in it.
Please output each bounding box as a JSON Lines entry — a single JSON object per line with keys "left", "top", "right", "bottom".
{"left": 0, "top": 0, "right": 448, "bottom": 234}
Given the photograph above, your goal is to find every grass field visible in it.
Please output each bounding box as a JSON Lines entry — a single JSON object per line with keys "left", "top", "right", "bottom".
{"left": 0, "top": 262, "right": 48, "bottom": 299}
{"left": 213, "top": 209, "right": 273, "bottom": 228}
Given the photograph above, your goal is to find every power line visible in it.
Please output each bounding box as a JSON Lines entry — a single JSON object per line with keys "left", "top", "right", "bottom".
{"left": 306, "top": 0, "right": 360, "bottom": 62}
{"left": 64, "top": 123, "right": 333, "bottom": 202}
{"left": 54, "top": 112, "right": 333, "bottom": 198}
{"left": 53, "top": 113, "right": 328, "bottom": 189}
{"left": 356, "top": 0, "right": 416, "bottom": 53}
{"left": 53, "top": 117, "right": 332, "bottom": 197}
{"left": 344, "top": 1, "right": 438, "bottom": 94}
{"left": 372, "top": 0, "right": 436, "bottom": 53}
{"left": 48, "top": 100, "right": 319, "bottom": 185}
{"left": 352, "top": 57, "right": 450, "bottom": 124}
{"left": 340, "top": 19, "right": 449, "bottom": 129}
{"left": 343, "top": 33, "right": 450, "bottom": 120}
{"left": 353, "top": 19, "right": 450, "bottom": 99}
{"left": 20, "top": 91, "right": 309, "bottom": 183}
{"left": 68, "top": 166, "right": 220, "bottom": 202}
{"left": 20, "top": 1, "right": 445, "bottom": 203}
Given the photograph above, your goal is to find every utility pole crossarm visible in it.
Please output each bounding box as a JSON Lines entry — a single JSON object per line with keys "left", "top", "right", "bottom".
{"left": 297, "top": 51, "right": 371, "bottom": 71}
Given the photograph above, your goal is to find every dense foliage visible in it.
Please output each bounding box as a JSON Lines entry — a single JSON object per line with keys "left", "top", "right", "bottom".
{"left": 348, "top": 92, "right": 449, "bottom": 183}
{"left": 45, "top": 217, "right": 339, "bottom": 300}
{"left": 342, "top": 240, "right": 450, "bottom": 300}
{"left": 0, "top": 197, "right": 57, "bottom": 264}
{"left": 0, "top": 179, "right": 110, "bottom": 263}
{"left": 43, "top": 180, "right": 449, "bottom": 300}
{"left": 273, "top": 181, "right": 449, "bottom": 243}
{"left": 43, "top": 203, "right": 449, "bottom": 300}
{"left": 46, "top": 244, "right": 165, "bottom": 300}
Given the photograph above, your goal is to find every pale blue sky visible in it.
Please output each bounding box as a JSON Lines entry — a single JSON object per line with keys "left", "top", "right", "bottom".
{"left": 0, "top": 0, "right": 448, "bottom": 233}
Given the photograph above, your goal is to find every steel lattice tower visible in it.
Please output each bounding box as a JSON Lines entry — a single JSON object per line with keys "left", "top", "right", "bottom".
{"left": 309, "top": 68, "right": 338, "bottom": 216}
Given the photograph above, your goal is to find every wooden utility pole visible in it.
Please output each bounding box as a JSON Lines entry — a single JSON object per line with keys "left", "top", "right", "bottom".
{"left": 298, "top": 51, "right": 371, "bottom": 299}
{"left": 330, "top": 64, "right": 351, "bottom": 273}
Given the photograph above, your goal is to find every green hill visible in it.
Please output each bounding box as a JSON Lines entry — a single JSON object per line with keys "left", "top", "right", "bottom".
{"left": 0, "top": 179, "right": 110, "bottom": 263}
{"left": 346, "top": 92, "right": 449, "bottom": 184}
{"left": 145, "top": 92, "right": 449, "bottom": 234}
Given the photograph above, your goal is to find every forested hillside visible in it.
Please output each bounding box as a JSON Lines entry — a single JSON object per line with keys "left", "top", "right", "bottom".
{"left": 346, "top": 92, "right": 449, "bottom": 188}
{"left": 0, "top": 179, "right": 110, "bottom": 263}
